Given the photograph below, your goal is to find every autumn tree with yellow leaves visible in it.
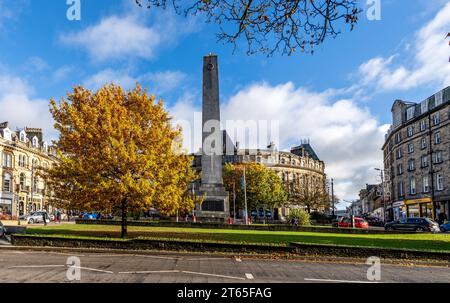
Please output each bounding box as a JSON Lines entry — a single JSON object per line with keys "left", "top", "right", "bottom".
{"left": 44, "top": 84, "right": 197, "bottom": 238}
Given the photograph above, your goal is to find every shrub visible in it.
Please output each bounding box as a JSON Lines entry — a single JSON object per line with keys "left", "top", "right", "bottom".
{"left": 287, "top": 209, "right": 311, "bottom": 226}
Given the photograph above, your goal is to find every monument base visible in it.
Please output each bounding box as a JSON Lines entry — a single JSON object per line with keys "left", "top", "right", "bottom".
{"left": 196, "top": 184, "right": 230, "bottom": 222}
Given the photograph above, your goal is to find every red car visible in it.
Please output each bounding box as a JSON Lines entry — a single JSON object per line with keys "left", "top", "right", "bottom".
{"left": 338, "top": 217, "right": 369, "bottom": 229}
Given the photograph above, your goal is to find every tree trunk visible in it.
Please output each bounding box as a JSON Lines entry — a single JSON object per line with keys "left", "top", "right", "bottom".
{"left": 121, "top": 198, "right": 128, "bottom": 239}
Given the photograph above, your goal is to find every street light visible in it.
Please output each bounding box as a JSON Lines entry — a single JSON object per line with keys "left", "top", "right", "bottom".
{"left": 374, "top": 168, "right": 386, "bottom": 223}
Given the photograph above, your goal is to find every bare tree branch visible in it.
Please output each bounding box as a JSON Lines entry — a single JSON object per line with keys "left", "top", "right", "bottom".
{"left": 135, "top": 0, "right": 362, "bottom": 56}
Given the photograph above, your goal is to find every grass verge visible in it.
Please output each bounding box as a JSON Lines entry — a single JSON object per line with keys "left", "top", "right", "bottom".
{"left": 25, "top": 224, "right": 450, "bottom": 252}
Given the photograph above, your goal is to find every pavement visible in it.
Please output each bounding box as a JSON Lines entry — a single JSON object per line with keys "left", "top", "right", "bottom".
{"left": 0, "top": 249, "right": 448, "bottom": 283}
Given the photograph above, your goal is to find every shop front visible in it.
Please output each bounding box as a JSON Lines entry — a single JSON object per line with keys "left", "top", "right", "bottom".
{"left": 436, "top": 200, "right": 450, "bottom": 224}
{"left": 405, "top": 198, "right": 433, "bottom": 219}
{"left": 389, "top": 201, "right": 406, "bottom": 221}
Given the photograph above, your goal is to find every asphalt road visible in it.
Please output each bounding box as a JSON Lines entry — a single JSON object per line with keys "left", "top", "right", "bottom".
{"left": 0, "top": 250, "right": 448, "bottom": 283}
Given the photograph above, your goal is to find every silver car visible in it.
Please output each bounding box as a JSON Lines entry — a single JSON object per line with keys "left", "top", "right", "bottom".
{"left": 23, "top": 211, "right": 50, "bottom": 224}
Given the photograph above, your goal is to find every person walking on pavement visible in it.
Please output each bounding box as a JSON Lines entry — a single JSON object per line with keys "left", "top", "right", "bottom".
{"left": 54, "top": 209, "right": 58, "bottom": 224}
{"left": 42, "top": 212, "right": 47, "bottom": 226}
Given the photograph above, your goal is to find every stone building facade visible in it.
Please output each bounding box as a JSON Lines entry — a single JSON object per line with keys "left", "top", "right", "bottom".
{"left": 358, "top": 184, "right": 383, "bottom": 218}
{"left": 192, "top": 138, "right": 326, "bottom": 220}
{"left": 382, "top": 87, "right": 450, "bottom": 222}
{"left": 0, "top": 122, "right": 57, "bottom": 218}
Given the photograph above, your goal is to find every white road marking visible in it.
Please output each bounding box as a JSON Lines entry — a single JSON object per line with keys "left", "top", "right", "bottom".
{"left": 245, "top": 273, "right": 254, "bottom": 280}
{"left": 71, "top": 266, "right": 114, "bottom": 274}
{"left": 119, "top": 270, "right": 180, "bottom": 274}
{"left": 235, "top": 257, "right": 242, "bottom": 262}
{"left": 304, "top": 278, "right": 380, "bottom": 283}
{"left": 181, "top": 270, "right": 246, "bottom": 280}
{"left": 10, "top": 265, "right": 65, "bottom": 269}
{"left": 184, "top": 257, "right": 230, "bottom": 261}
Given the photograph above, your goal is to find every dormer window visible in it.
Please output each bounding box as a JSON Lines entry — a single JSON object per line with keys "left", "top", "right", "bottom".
{"left": 19, "top": 130, "right": 26, "bottom": 142}
{"left": 32, "top": 136, "right": 39, "bottom": 148}
{"left": 2, "top": 128, "right": 12, "bottom": 141}
{"left": 43, "top": 142, "right": 48, "bottom": 152}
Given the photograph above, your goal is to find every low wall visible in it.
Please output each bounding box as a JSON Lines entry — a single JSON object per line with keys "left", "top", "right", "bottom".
{"left": 11, "top": 234, "right": 450, "bottom": 262}
{"left": 11, "top": 234, "right": 292, "bottom": 254}
{"left": 75, "top": 219, "right": 407, "bottom": 234}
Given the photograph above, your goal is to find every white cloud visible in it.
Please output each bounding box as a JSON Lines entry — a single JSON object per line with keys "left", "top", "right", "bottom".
{"left": 60, "top": 15, "right": 161, "bottom": 62}
{"left": 0, "top": 73, "right": 55, "bottom": 141}
{"left": 170, "top": 82, "right": 388, "bottom": 200}
{"left": 84, "top": 69, "right": 187, "bottom": 94}
{"left": 52, "top": 65, "right": 74, "bottom": 83}
{"left": 84, "top": 69, "right": 138, "bottom": 90}
{"left": 358, "top": 2, "right": 450, "bottom": 91}
{"left": 59, "top": 8, "right": 199, "bottom": 62}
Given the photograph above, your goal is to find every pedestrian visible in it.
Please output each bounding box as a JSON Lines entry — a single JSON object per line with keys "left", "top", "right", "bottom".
{"left": 42, "top": 212, "right": 47, "bottom": 226}
{"left": 57, "top": 210, "right": 61, "bottom": 223}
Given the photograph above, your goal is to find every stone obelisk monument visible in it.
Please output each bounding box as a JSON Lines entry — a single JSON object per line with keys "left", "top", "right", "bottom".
{"left": 196, "top": 54, "right": 229, "bottom": 221}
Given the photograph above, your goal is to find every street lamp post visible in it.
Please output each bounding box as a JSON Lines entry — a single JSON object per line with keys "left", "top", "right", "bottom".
{"left": 374, "top": 168, "right": 386, "bottom": 223}
{"left": 331, "top": 178, "right": 335, "bottom": 218}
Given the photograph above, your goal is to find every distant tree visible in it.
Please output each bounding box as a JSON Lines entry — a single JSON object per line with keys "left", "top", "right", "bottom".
{"left": 223, "top": 163, "right": 287, "bottom": 217}
{"left": 135, "top": 0, "right": 361, "bottom": 56}
{"left": 287, "top": 177, "right": 328, "bottom": 213}
{"left": 44, "top": 84, "right": 197, "bottom": 238}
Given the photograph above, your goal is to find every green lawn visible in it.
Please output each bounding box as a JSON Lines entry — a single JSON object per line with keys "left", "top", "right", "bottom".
{"left": 25, "top": 224, "right": 450, "bottom": 252}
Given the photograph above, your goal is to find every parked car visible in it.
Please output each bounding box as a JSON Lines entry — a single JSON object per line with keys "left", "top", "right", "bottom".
{"left": 24, "top": 211, "right": 50, "bottom": 224}
{"left": 82, "top": 213, "right": 98, "bottom": 220}
{"left": 439, "top": 222, "right": 450, "bottom": 232}
{"left": 337, "top": 216, "right": 369, "bottom": 229}
{"left": 0, "top": 221, "right": 6, "bottom": 238}
{"left": 364, "top": 216, "right": 384, "bottom": 227}
{"left": 385, "top": 217, "right": 440, "bottom": 232}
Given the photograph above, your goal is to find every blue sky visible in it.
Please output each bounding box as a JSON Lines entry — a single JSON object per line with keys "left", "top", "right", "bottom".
{"left": 0, "top": 0, "right": 449, "bottom": 202}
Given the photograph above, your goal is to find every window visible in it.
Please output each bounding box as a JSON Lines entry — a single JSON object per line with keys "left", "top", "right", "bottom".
{"left": 421, "top": 100, "right": 428, "bottom": 114}
{"left": 398, "top": 181, "right": 404, "bottom": 197}
{"left": 420, "top": 120, "right": 427, "bottom": 131}
{"left": 19, "top": 131, "right": 26, "bottom": 142}
{"left": 410, "top": 177, "right": 416, "bottom": 195}
{"left": 406, "top": 107, "right": 415, "bottom": 120}
{"left": 437, "top": 174, "right": 444, "bottom": 191}
{"left": 2, "top": 128, "right": 12, "bottom": 141}
{"left": 395, "top": 132, "right": 402, "bottom": 143}
{"left": 408, "top": 159, "right": 415, "bottom": 171}
{"left": 32, "top": 159, "right": 39, "bottom": 170}
{"left": 393, "top": 109, "right": 402, "bottom": 127}
{"left": 33, "top": 176, "right": 39, "bottom": 193}
{"left": 407, "top": 126, "right": 413, "bottom": 137}
{"left": 434, "top": 132, "right": 441, "bottom": 144}
{"left": 434, "top": 151, "right": 443, "bottom": 164}
{"left": 432, "top": 113, "right": 440, "bottom": 126}
{"left": 435, "top": 90, "right": 443, "bottom": 107}
{"left": 421, "top": 155, "right": 429, "bottom": 168}
{"left": 3, "top": 173, "right": 11, "bottom": 192}
{"left": 423, "top": 176, "right": 430, "bottom": 193}
{"left": 396, "top": 148, "right": 402, "bottom": 159}
{"left": 421, "top": 137, "right": 427, "bottom": 149}
{"left": 2, "top": 152, "right": 12, "bottom": 168}
{"left": 397, "top": 163, "right": 403, "bottom": 175}
{"left": 32, "top": 136, "right": 39, "bottom": 148}
{"left": 20, "top": 173, "right": 26, "bottom": 190}
{"left": 407, "top": 143, "right": 414, "bottom": 153}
